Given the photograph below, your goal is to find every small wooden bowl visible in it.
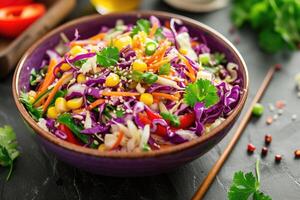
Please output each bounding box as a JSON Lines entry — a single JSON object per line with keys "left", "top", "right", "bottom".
{"left": 12, "top": 11, "right": 249, "bottom": 176}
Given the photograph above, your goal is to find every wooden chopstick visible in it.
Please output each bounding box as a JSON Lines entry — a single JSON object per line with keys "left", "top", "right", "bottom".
{"left": 192, "top": 66, "right": 277, "bottom": 200}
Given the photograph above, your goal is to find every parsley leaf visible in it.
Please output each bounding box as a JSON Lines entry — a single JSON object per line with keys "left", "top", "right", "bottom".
{"left": 184, "top": 79, "right": 219, "bottom": 108}
{"left": 0, "top": 125, "right": 19, "bottom": 180}
{"left": 20, "top": 92, "right": 43, "bottom": 121}
{"left": 228, "top": 159, "right": 272, "bottom": 200}
{"left": 228, "top": 171, "right": 258, "bottom": 200}
{"left": 131, "top": 19, "right": 151, "bottom": 36}
{"left": 161, "top": 112, "right": 180, "bottom": 127}
{"left": 96, "top": 47, "right": 119, "bottom": 67}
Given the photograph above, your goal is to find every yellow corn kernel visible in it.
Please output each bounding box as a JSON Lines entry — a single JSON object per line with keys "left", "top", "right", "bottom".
{"left": 61, "top": 63, "right": 72, "bottom": 71}
{"left": 69, "top": 45, "right": 88, "bottom": 56}
{"left": 55, "top": 97, "right": 69, "bottom": 113}
{"left": 138, "top": 31, "right": 147, "bottom": 44}
{"left": 47, "top": 107, "right": 59, "bottom": 119}
{"left": 113, "top": 35, "right": 132, "bottom": 50}
{"left": 77, "top": 74, "right": 86, "bottom": 83}
{"left": 28, "top": 90, "right": 36, "bottom": 103}
{"left": 140, "top": 93, "right": 153, "bottom": 106}
{"left": 98, "top": 144, "right": 106, "bottom": 151}
{"left": 179, "top": 48, "right": 188, "bottom": 55}
{"left": 105, "top": 73, "right": 120, "bottom": 87}
{"left": 67, "top": 98, "right": 83, "bottom": 110}
{"left": 132, "top": 60, "right": 147, "bottom": 72}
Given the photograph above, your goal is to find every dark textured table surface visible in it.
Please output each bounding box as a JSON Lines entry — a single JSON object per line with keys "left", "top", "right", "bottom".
{"left": 1, "top": 1, "right": 300, "bottom": 200}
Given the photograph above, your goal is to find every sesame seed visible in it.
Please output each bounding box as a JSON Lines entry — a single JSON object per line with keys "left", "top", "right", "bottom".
{"left": 278, "top": 109, "right": 284, "bottom": 115}
{"left": 292, "top": 114, "right": 297, "bottom": 121}
{"left": 273, "top": 114, "right": 279, "bottom": 121}
{"left": 268, "top": 103, "right": 275, "bottom": 112}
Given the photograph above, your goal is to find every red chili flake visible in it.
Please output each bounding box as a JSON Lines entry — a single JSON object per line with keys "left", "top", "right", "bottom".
{"left": 265, "top": 134, "right": 272, "bottom": 145}
{"left": 274, "top": 63, "right": 282, "bottom": 71}
{"left": 247, "top": 143, "right": 256, "bottom": 154}
{"left": 275, "top": 154, "right": 282, "bottom": 163}
{"left": 266, "top": 116, "right": 273, "bottom": 125}
{"left": 261, "top": 147, "right": 268, "bottom": 156}
{"left": 275, "top": 100, "right": 285, "bottom": 109}
{"left": 294, "top": 150, "right": 300, "bottom": 158}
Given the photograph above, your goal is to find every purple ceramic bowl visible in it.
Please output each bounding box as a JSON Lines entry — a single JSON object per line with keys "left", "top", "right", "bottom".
{"left": 12, "top": 11, "right": 249, "bottom": 176}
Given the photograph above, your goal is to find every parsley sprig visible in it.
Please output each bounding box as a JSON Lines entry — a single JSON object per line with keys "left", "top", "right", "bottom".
{"left": 96, "top": 47, "right": 119, "bottom": 67}
{"left": 0, "top": 125, "right": 19, "bottom": 181}
{"left": 228, "top": 159, "right": 272, "bottom": 200}
{"left": 184, "top": 79, "right": 219, "bottom": 108}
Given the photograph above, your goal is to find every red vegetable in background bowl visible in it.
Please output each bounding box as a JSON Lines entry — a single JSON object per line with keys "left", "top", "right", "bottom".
{"left": 0, "top": 3, "right": 46, "bottom": 38}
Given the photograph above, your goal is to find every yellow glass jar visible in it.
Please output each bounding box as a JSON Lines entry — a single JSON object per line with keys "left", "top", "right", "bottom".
{"left": 90, "top": 0, "right": 141, "bottom": 14}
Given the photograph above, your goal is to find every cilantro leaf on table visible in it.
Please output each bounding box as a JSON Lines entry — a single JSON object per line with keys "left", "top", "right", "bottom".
{"left": 184, "top": 79, "right": 219, "bottom": 108}
{"left": 131, "top": 19, "right": 151, "bottom": 36}
{"left": 96, "top": 47, "right": 119, "bottom": 67}
{"left": 0, "top": 125, "right": 19, "bottom": 180}
{"left": 228, "top": 171, "right": 258, "bottom": 200}
{"left": 228, "top": 159, "right": 272, "bottom": 200}
{"left": 20, "top": 92, "right": 43, "bottom": 121}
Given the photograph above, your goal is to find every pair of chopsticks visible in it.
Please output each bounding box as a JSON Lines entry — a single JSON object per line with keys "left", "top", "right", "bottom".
{"left": 192, "top": 66, "right": 277, "bottom": 200}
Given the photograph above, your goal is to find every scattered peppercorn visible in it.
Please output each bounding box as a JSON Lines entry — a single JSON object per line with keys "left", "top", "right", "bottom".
{"left": 266, "top": 116, "right": 273, "bottom": 125}
{"left": 275, "top": 154, "right": 282, "bottom": 163}
{"left": 247, "top": 143, "right": 256, "bottom": 154}
{"left": 274, "top": 63, "right": 282, "bottom": 71}
{"left": 265, "top": 134, "right": 272, "bottom": 145}
{"left": 275, "top": 100, "right": 285, "bottom": 109}
{"left": 252, "top": 103, "right": 264, "bottom": 117}
{"left": 261, "top": 147, "right": 268, "bottom": 157}
{"left": 294, "top": 150, "right": 300, "bottom": 158}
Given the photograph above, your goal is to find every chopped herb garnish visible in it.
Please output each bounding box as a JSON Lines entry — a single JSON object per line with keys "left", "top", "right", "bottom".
{"left": 96, "top": 47, "right": 119, "bottom": 67}
{"left": 30, "top": 69, "right": 42, "bottom": 86}
{"left": 161, "top": 112, "right": 180, "bottom": 127}
{"left": 159, "top": 63, "right": 171, "bottom": 75}
{"left": 20, "top": 92, "right": 43, "bottom": 121}
{"left": 0, "top": 125, "right": 19, "bottom": 181}
{"left": 228, "top": 159, "right": 272, "bottom": 200}
{"left": 116, "top": 109, "right": 125, "bottom": 118}
{"left": 74, "top": 59, "right": 87, "bottom": 67}
{"left": 132, "top": 71, "right": 158, "bottom": 84}
{"left": 184, "top": 79, "right": 219, "bottom": 108}
{"left": 131, "top": 19, "right": 151, "bottom": 36}
{"left": 213, "top": 53, "right": 227, "bottom": 65}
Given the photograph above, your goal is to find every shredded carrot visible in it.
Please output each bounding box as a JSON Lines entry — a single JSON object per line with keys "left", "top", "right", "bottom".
{"left": 89, "top": 32, "right": 105, "bottom": 41}
{"left": 36, "top": 59, "right": 58, "bottom": 96}
{"left": 152, "top": 92, "right": 179, "bottom": 101}
{"left": 111, "top": 131, "right": 124, "bottom": 150}
{"left": 178, "top": 54, "right": 196, "bottom": 82}
{"left": 87, "top": 99, "right": 105, "bottom": 110}
{"left": 149, "top": 23, "right": 158, "bottom": 39}
{"left": 72, "top": 108, "right": 85, "bottom": 114}
{"left": 102, "top": 91, "right": 140, "bottom": 97}
{"left": 69, "top": 40, "right": 100, "bottom": 47}
{"left": 148, "top": 58, "right": 170, "bottom": 71}
{"left": 42, "top": 73, "right": 73, "bottom": 112}
{"left": 146, "top": 41, "right": 169, "bottom": 65}
{"left": 191, "top": 41, "right": 200, "bottom": 48}
{"left": 164, "top": 21, "right": 170, "bottom": 29}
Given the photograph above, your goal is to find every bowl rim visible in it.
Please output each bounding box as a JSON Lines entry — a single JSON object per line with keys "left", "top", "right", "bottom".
{"left": 12, "top": 10, "right": 249, "bottom": 159}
